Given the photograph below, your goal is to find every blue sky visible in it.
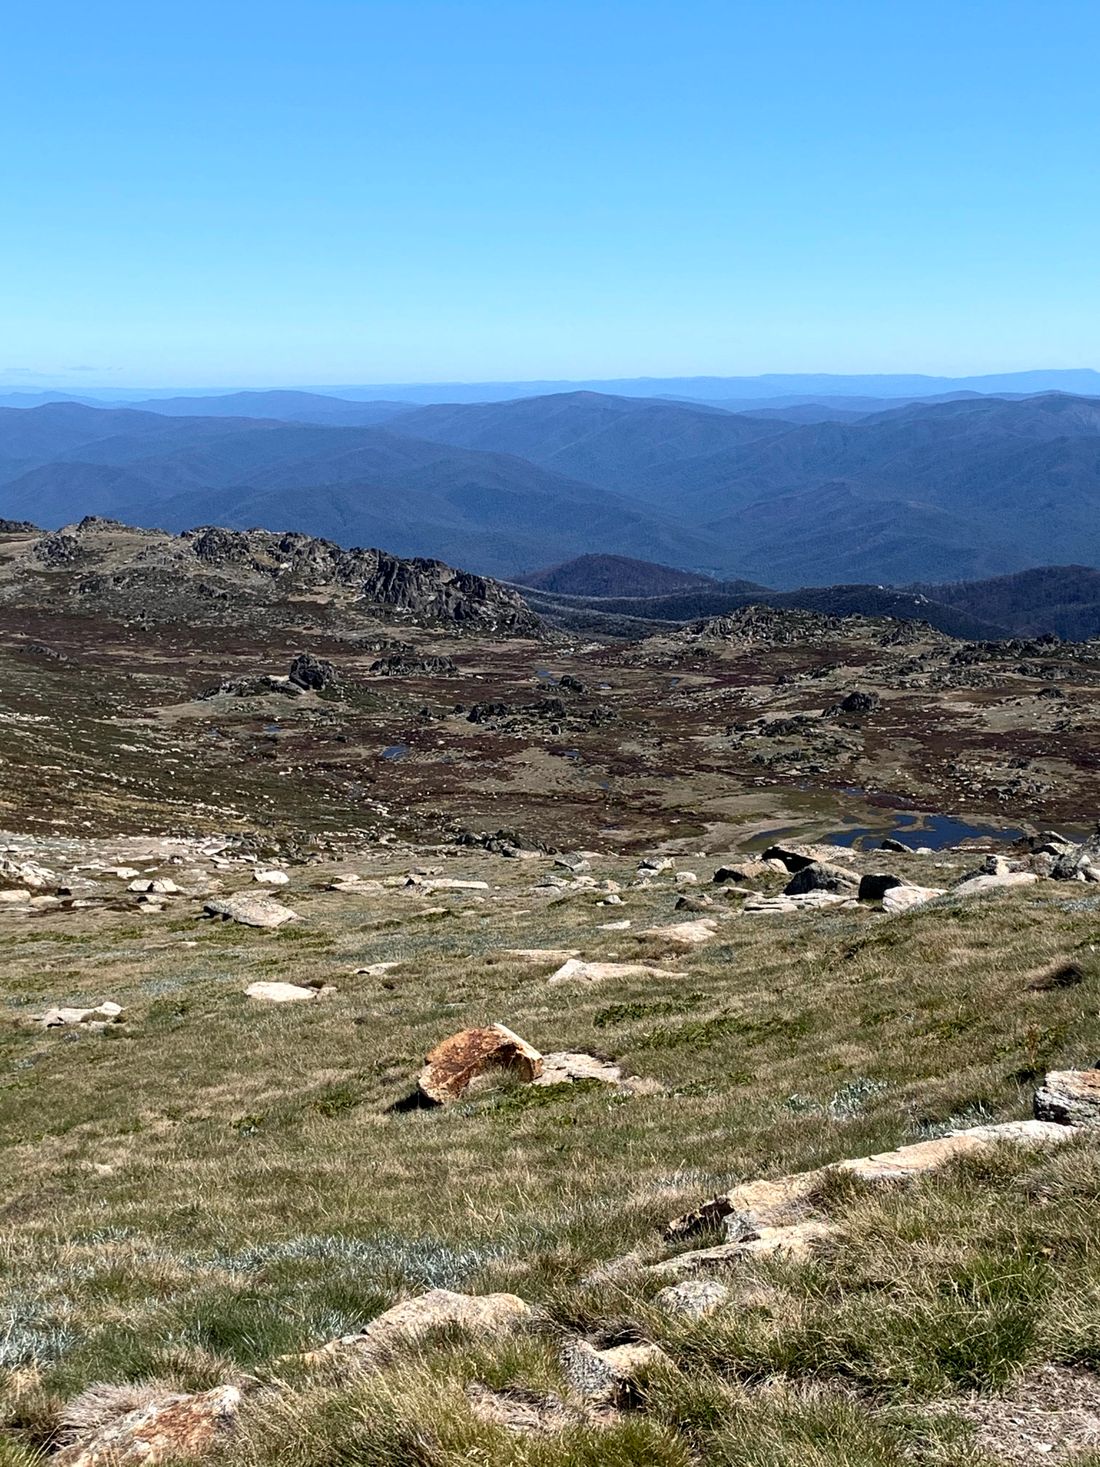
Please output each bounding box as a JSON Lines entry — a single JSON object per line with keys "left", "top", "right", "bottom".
{"left": 2, "top": 0, "right": 1098, "bottom": 388}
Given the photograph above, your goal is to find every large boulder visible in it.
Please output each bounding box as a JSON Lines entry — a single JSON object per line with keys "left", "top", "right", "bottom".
{"left": 1034, "top": 1069, "right": 1100, "bottom": 1128}
{"left": 783, "top": 861, "right": 860, "bottom": 896}
{"left": 418, "top": 1024, "right": 542, "bottom": 1104}
{"left": 858, "top": 873, "right": 904, "bottom": 901}
{"left": 761, "top": 842, "right": 848, "bottom": 873}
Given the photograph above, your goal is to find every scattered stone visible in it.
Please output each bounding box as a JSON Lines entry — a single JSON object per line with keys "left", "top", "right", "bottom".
{"left": 560, "top": 1339, "right": 669, "bottom": 1406}
{"left": 203, "top": 894, "right": 298, "bottom": 928}
{"left": 418, "top": 1023, "right": 543, "bottom": 1104}
{"left": 674, "top": 871, "right": 699, "bottom": 886}
{"left": 297, "top": 1289, "right": 532, "bottom": 1366}
{"left": 641, "top": 917, "right": 719, "bottom": 946}
{"left": 253, "top": 869, "right": 290, "bottom": 886}
{"left": 637, "top": 856, "right": 674, "bottom": 876}
{"left": 127, "top": 878, "right": 180, "bottom": 895}
{"left": 54, "top": 1384, "right": 241, "bottom": 1467}
{"left": 0, "top": 855, "right": 55, "bottom": 889}
{"left": 288, "top": 651, "right": 339, "bottom": 691}
{"left": 654, "top": 1279, "right": 731, "bottom": 1318}
{"left": 554, "top": 852, "right": 591, "bottom": 873}
{"left": 38, "top": 1001, "right": 123, "bottom": 1028}
{"left": 651, "top": 1220, "right": 839, "bottom": 1277}
{"left": 744, "top": 892, "right": 855, "bottom": 915}
{"left": 405, "top": 876, "right": 489, "bottom": 892}
{"left": 548, "top": 958, "right": 677, "bottom": 986}
{"left": 882, "top": 883, "right": 946, "bottom": 914}
{"left": 244, "top": 980, "right": 334, "bottom": 1003}
{"left": 1034, "top": 1069, "right": 1100, "bottom": 1128}
{"left": 675, "top": 894, "right": 714, "bottom": 911}
{"left": 954, "top": 871, "right": 1040, "bottom": 898}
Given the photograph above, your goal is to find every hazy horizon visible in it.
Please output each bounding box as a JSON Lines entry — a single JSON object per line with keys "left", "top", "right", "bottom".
{"left": 5, "top": 0, "right": 1100, "bottom": 388}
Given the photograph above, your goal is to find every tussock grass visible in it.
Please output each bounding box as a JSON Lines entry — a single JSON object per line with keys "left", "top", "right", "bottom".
{"left": 2, "top": 854, "right": 1099, "bottom": 1461}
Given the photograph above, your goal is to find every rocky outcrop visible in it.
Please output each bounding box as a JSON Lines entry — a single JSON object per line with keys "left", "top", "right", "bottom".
{"left": 666, "top": 1119, "right": 1076, "bottom": 1242}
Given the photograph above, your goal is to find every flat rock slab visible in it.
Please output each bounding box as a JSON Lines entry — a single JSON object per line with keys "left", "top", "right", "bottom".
{"left": 1035, "top": 1069, "right": 1100, "bottom": 1128}
{"left": 38, "top": 1001, "right": 122, "bottom": 1028}
{"left": 466, "top": 1383, "right": 610, "bottom": 1435}
{"left": 954, "top": 871, "right": 1040, "bottom": 898}
{"left": 548, "top": 958, "right": 677, "bottom": 985}
{"left": 244, "top": 981, "right": 332, "bottom": 1003}
{"left": 744, "top": 892, "right": 855, "bottom": 915}
{"left": 882, "top": 883, "right": 945, "bottom": 914}
{"left": 419, "top": 1023, "right": 542, "bottom": 1103}
{"left": 534, "top": 1051, "right": 623, "bottom": 1087}
{"left": 204, "top": 894, "right": 298, "bottom": 928}
{"left": 640, "top": 918, "right": 720, "bottom": 946}
{"left": 54, "top": 1385, "right": 241, "bottom": 1467}
{"left": 406, "top": 877, "right": 489, "bottom": 892}
{"left": 297, "top": 1288, "right": 532, "bottom": 1366}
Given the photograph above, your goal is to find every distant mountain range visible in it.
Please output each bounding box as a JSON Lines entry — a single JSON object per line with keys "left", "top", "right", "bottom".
{"left": 0, "top": 386, "right": 1099, "bottom": 589}
{"left": 5, "top": 367, "right": 1099, "bottom": 407}
{"left": 514, "top": 554, "right": 1100, "bottom": 641}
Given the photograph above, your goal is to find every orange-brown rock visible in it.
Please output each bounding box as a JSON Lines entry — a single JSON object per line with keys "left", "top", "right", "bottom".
{"left": 54, "top": 1385, "right": 240, "bottom": 1466}
{"left": 418, "top": 1023, "right": 543, "bottom": 1104}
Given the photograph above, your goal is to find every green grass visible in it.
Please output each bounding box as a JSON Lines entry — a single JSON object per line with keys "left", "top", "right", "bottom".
{"left": 2, "top": 857, "right": 1099, "bottom": 1463}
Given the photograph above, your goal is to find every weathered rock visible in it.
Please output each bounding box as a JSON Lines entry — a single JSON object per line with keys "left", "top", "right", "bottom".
{"left": 953, "top": 871, "right": 1040, "bottom": 898}
{"left": 650, "top": 1220, "right": 838, "bottom": 1277}
{"left": 297, "top": 1289, "right": 532, "bottom": 1366}
{"left": 879, "top": 837, "right": 910, "bottom": 854}
{"left": 560, "top": 1339, "right": 669, "bottom": 1406}
{"left": 761, "top": 842, "right": 849, "bottom": 873}
{"left": 253, "top": 869, "right": 290, "bottom": 886}
{"left": 654, "top": 1279, "right": 731, "bottom": 1318}
{"left": 0, "top": 855, "right": 56, "bottom": 889}
{"left": 641, "top": 917, "right": 719, "bottom": 946}
{"left": 54, "top": 1384, "right": 241, "bottom": 1466}
{"left": 127, "top": 878, "right": 179, "bottom": 895}
{"left": 1034, "top": 1069, "right": 1100, "bottom": 1128}
{"left": 675, "top": 894, "right": 714, "bottom": 912}
{"left": 38, "top": 1001, "right": 123, "bottom": 1028}
{"left": 637, "top": 856, "right": 674, "bottom": 876}
{"left": 882, "top": 883, "right": 945, "bottom": 914}
{"left": 744, "top": 892, "right": 855, "bottom": 915}
{"left": 667, "top": 1119, "right": 1076, "bottom": 1240}
{"left": 554, "top": 852, "right": 591, "bottom": 873}
{"left": 713, "top": 861, "right": 772, "bottom": 884}
{"left": 534, "top": 1052, "right": 623, "bottom": 1087}
{"left": 419, "top": 1024, "right": 542, "bottom": 1104}
{"left": 203, "top": 894, "right": 298, "bottom": 928}
{"left": 783, "top": 861, "right": 860, "bottom": 897}
{"left": 244, "top": 980, "right": 333, "bottom": 1003}
{"left": 406, "top": 876, "right": 489, "bottom": 892}
{"left": 548, "top": 958, "right": 676, "bottom": 986}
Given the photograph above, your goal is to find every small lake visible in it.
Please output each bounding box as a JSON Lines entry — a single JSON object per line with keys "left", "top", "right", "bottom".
{"left": 826, "top": 812, "right": 1026, "bottom": 851}
{"left": 381, "top": 744, "right": 410, "bottom": 761}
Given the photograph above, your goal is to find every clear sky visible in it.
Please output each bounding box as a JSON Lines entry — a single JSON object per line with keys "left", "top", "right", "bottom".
{"left": 2, "top": 0, "right": 1098, "bottom": 389}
